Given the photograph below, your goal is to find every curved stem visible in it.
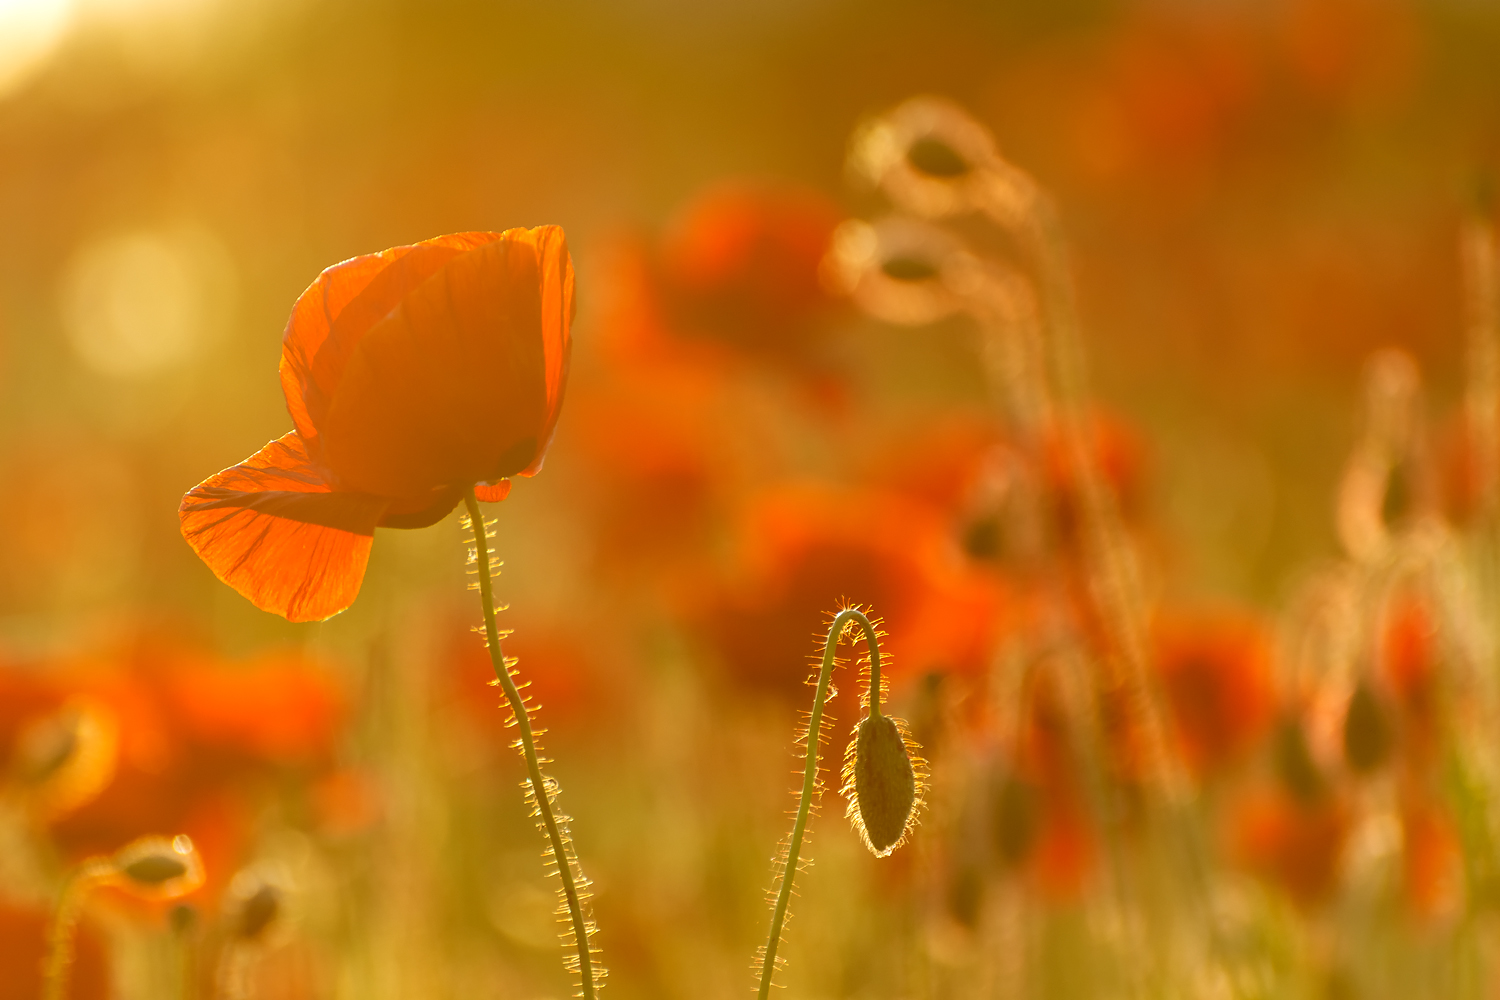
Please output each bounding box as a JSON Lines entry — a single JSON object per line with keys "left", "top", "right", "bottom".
{"left": 464, "top": 489, "right": 598, "bottom": 1000}
{"left": 44, "top": 859, "right": 113, "bottom": 1000}
{"left": 756, "top": 607, "right": 881, "bottom": 999}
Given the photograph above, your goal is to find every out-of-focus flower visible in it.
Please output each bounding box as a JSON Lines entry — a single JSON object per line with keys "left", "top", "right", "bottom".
{"left": 692, "top": 486, "right": 1002, "bottom": 700}
{"left": 1039, "top": 409, "right": 1148, "bottom": 551}
{"left": 1, "top": 636, "right": 346, "bottom": 905}
{"left": 603, "top": 181, "right": 847, "bottom": 387}
{"left": 1152, "top": 611, "right": 1277, "bottom": 780}
{"left": 444, "top": 615, "right": 620, "bottom": 744}
{"left": 563, "top": 357, "right": 750, "bottom": 589}
{"left": 1399, "top": 788, "right": 1463, "bottom": 923}
{"left": 1230, "top": 784, "right": 1350, "bottom": 906}
{"left": 181, "top": 227, "right": 574, "bottom": 622}
{"left": 1379, "top": 594, "right": 1442, "bottom": 766}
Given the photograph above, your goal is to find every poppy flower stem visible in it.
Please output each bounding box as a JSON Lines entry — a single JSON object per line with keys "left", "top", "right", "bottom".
{"left": 43, "top": 858, "right": 113, "bottom": 1000}
{"left": 463, "top": 489, "right": 600, "bottom": 1000}
{"left": 755, "top": 606, "right": 881, "bottom": 999}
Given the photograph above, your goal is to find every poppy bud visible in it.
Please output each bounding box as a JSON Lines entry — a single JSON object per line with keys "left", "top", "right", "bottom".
{"left": 11, "top": 701, "right": 117, "bottom": 817}
{"left": 843, "top": 713, "right": 925, "bottom": 857}
{"left": 226, "top": 870, "right": 284, "bottom": 942}
{"left": 110, "top": 835, "right": 204, "bottom": 901}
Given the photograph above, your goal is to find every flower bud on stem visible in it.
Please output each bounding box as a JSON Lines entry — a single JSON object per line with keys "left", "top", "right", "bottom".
{"left": 755, "top": 606, "right": 921, "bottom": 998}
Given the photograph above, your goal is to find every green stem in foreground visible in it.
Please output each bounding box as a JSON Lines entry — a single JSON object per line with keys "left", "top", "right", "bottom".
{"left": 43, "top": 859, "right": 113, "bottom": 1000}
{"left": 464, "top": 489, "right": 599, "bottom": 1000}
{"left": 756, "top": 607, "right": 882, "bottom": 1000}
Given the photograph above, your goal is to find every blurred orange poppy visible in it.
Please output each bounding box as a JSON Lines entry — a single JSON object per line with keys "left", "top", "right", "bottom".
{"left": 603, "top": 181, "right": 846, "bottom": 381}
{"left": 1152, "top": 611, "right": 1277, "bottom": 780}
{"left": 693, "top": 485, "right": 1002, "bottom": 700}
{"left": 1229, "top": 784, "right": 1350, "bottom": 906}
{"left": 181, "top": 226, "right": 574, "bottom": 622}
{"left": 2, "top": 636, "right": 346, "bottom": 906}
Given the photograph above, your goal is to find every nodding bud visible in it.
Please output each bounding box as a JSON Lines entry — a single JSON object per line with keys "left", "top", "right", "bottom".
{"left": 1343, "top": 679, "right": 1395, "bottom": 775}
{"left": 826, "top": 216, "right": 974, "bottom": 326}
{"left": 850, "top": 96, "right": 1002, "bottom": 219}
{"left": 226, "top": 869, "right": 285, "bottom": 942}
{"left": 11, "top": 700, "right": 118, "bottom": 818}
{"left": 843, "top": 714, "right": 924, "bottom": 857}
{"left": 110, "top": 835, "right": 204, "bottom": 901}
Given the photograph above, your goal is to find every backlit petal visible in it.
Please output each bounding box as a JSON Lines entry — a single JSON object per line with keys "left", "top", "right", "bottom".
{"left": 279, "top": 232, "right": 506, "bottom": 459}
{"left": 179, "top": 431, "right": 390, "bottom": 622}
{"left": 319, "top": 225, "right": 574, "bottom": 499}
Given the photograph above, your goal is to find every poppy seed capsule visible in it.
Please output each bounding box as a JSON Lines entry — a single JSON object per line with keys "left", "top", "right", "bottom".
{"left": 845, "top": 714, "right": 922, "bottom": 857}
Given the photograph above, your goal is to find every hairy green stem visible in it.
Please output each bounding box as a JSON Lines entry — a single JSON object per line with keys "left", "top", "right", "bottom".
{"left": 756, "top": 607, "right": 881, "bottom": 999}
{"left": 44, "top": 859, "right": 113, "bottom": 1000}
{"left": 464, "top": 489, "right": 598, "bottom": 999}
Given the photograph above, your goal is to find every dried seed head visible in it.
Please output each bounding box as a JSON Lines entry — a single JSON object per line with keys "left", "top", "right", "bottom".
{"left": 843, "top": 713, "right": 925, "bottom": 857}
{"left": 11, "top": 700, "right": 117, "bottom": 817}
{"left": 110, "top": 835, "right": 204, "bottom": 901}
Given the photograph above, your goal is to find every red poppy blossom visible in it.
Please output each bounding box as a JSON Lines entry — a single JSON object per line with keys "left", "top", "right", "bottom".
{"left": 181, "top": 227, "right": 574, "bottom": 622}
{"left": 602, "top": 181, "right": 846, "bottom": 377}
{"left": 1229, "top": 785, "right": 1350, "bottom": 906}
{"left": 1152, "top": 611, "right": 1277, "bottom": 779}
{"left": 694, "top": 485, "right": 1002, "bottom": 700}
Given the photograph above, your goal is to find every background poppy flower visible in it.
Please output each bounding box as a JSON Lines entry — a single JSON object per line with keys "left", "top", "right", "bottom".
{"left": 180, "top": 226, "right": 574, "bottom": 622}
{"left": 1152, "top": 611, "right": 1277, "bottom": 780}
{"left": 691, "top": 485, "right": 1002, "bottom": 700}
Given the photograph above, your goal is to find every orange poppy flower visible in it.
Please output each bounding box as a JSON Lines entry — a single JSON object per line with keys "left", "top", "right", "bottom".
{"left": 1229, "top": 784, "right": 1350, "bottom": 906}
{"left": 2, "top": 636, "right": 346, "bottom": 906}
{"left": 602, "top": 181, "right": 846, "bottom": 379}
{"left": 181, "top": 227, "right": 574, "bottom": 622}
{"left": 694, "top": 485, "right": 1002, "bottom": 700}
{"left": 1152, "top": 611, "right": 1277, "bottom": 780}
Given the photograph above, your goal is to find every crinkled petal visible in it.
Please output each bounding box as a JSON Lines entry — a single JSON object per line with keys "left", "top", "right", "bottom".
{"left": 279, "top": 232, "right": 506, "bottom": 460}
{"left": 319, "top": 226, "right": 575, "bottom": 499}
{"left": 179, "top": 431, "right": 390, "bottom": 622}
{"left": 474, "top": 481, "right": 512, "bottom": 502}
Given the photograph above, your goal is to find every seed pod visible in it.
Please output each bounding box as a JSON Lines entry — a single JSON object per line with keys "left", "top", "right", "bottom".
{"left": 843, "top": 713, "right": 925, "bottom": 857}
{"left": 110, "top": 835, "right": 205, "bottom": 901}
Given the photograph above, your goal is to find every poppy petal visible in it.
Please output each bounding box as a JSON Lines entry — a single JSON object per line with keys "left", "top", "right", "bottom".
{"left": 318, "top": 225, "right": 574, "bottom": 500}
{"left": 279, "top": 232, "right": 507, "bottom": 462}
{"left": 474, "top": 481, "right": 512, "bottom": 502}
{"left": 179, "top": 432, "right": 390, "bottom": 622}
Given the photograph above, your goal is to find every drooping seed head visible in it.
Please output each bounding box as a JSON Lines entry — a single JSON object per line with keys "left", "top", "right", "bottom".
{"left": 843, "top": 713, "right": 925, "bottom": 857}
{"left": 110, "top": 835, "right": 205, "bottom": 901}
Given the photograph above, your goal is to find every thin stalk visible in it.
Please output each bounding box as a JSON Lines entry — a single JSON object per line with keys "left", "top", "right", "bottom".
{"left": 464, "top": 489, "right": 599, "bottom": 999}
{"left": 44, "top": 859, "right": 113, "bottom": 1000}
{"left": 756, "top": 607, "right": 881, "bottom": 999}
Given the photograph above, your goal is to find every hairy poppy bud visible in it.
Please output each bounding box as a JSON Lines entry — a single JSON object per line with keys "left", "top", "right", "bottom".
{"left": 843, "top": 713, "right": 924, "bottom": 857}
{"left": 110, "top": 835, "right": 204, "bottom": 901}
